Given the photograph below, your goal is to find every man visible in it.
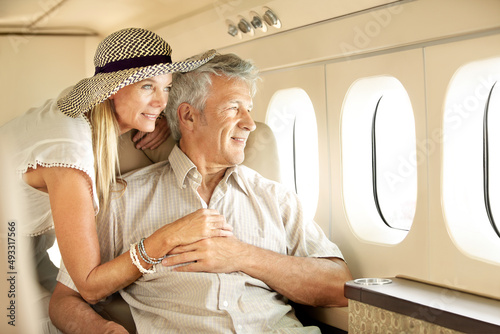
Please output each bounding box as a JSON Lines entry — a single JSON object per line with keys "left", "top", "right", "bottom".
{"left": 52, "top": 53, "right": 352, "bottom": 333}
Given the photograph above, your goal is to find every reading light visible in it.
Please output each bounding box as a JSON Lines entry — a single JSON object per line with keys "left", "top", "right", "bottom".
{"left": 227, "top": 22, "right": 238, "bottom": 37}
{"left": 237, "top": 17, "right": 253, "bottom": 34}
{"left": 250, "top": 11, "right": 267, "bottom": 32}
{"left": 226, "top": 7, "right": 280, "bottom": 37}
{"left": 262, "top": 7, "right": 281, "bottom": 28}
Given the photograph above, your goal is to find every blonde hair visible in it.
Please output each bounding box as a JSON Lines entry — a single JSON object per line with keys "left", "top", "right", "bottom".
{"left": 89, "top": 99, "right": 120, "bottom": 206}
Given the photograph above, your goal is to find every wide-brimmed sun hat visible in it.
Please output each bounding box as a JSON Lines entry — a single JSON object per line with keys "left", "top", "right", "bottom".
{"left": 57, "top": 27, "right": 216, "bottom": 118}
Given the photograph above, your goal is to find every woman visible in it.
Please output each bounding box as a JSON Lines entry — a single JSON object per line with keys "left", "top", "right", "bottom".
{"left": 1, "top": 27, "right": 232, "bottom": 332}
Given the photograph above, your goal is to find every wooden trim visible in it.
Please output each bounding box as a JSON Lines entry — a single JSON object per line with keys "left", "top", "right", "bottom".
{"left": 345, "top": 277, "right": 500, "bottom": 333}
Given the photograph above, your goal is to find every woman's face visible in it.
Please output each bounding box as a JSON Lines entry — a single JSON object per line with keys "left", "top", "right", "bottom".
{"left": 110, "top": 73, "right": 173, "bottom": 134}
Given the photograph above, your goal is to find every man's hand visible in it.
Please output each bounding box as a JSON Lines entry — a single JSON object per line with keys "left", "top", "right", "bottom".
{"left": 162, "top": 236, "right": 245, "bottom": 273}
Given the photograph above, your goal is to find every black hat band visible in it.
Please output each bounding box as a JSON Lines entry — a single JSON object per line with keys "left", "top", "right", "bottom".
{"left": 94, "top": 54, "right": 172, "bottom": 75}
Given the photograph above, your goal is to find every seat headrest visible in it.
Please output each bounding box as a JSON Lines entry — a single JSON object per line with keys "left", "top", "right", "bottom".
{"left": 118, "top": 121, "right": 281, "bottom": 183}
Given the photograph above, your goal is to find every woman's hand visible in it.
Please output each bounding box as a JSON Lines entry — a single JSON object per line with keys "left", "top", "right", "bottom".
{"left": 144, "top": 209, "right": 233, "bottom": 258}
{"left": 133, "top": 116, "right": 170, "bottom": 150}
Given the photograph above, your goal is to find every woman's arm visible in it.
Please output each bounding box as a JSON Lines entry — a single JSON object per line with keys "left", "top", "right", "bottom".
{"left": 43, "top": 166, "right": 140, "bottom": 304}
{"left": 25, "top": 166, "right": 232, "bottom": 304}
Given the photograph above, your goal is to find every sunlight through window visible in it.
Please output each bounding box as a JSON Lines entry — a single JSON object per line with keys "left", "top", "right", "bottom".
{"left": 266, "top": 88, "right": 319, "bottom": 221}
{"left": 443, "top": 57, "right": 500, "bottom": 264}
{"left": 342, "top": 76, "right": 416, "bottom": 244}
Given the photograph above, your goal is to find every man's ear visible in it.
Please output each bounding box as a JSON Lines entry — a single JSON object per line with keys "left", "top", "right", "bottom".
{"left": 177, "top": 102, "right": 195, "bottom": 132}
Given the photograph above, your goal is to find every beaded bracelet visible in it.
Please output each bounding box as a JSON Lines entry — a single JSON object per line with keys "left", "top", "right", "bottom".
{"left": 130, "top": 242, "right": 156, "bottom": 274}
{"left": 138, "top": 238, "right": 166, "bottom": 265}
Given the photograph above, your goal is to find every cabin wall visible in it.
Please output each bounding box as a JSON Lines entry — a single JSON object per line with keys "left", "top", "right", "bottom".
{"left": 0, "top": 35, "right": 94, "bottom": 126}
{"left": 212, "top": 0, "right": 500, "bottom": 72}
{"left": 155, "top": 0, "right": 399, "bottom": 61}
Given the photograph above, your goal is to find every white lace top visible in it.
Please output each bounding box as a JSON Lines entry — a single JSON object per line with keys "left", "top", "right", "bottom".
{"left": 2, "top": 89, "right": 99, "bottom": 237}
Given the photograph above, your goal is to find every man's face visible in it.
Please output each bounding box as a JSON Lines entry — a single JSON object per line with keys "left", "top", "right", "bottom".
{"left": 194, "top": 75, "right": 256, "bottom": 168}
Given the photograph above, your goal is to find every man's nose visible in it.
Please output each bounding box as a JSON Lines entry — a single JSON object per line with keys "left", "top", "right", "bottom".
{"left": 240, "top": 109, "right": 256, "bottom": 132}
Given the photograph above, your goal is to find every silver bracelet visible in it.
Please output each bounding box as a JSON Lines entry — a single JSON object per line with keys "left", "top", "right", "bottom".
{"left": 138, "top": 237, "right": 165, "bottom": 265}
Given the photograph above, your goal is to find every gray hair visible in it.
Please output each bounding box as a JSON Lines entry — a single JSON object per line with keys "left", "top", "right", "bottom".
{"left": 165, "top": 53, "right": 259, "bottom": 141}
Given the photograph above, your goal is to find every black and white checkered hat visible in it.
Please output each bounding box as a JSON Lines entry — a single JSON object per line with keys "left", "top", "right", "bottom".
{"left": 57, "top": 27, "right": 216, "bottom": 117}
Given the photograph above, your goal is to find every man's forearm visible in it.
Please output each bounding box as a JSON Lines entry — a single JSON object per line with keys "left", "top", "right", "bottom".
{"left": 241, "top": 245, "right": 352, "bottom": 307}
{"left": 49, "top": 282, "right": 128, "bottom": 334}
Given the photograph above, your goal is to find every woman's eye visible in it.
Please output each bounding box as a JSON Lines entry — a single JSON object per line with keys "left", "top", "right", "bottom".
{"left": 164, "top": 86, "right": 172, "bottom": 92}
{"left": 142, "top": 84, "right": 153, "bottom": 90}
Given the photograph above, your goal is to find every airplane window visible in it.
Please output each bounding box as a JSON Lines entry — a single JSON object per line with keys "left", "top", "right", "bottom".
{"left": 443, "top": 57, "right": 500, "bottom": 264}
{"left": 484, "top": 83, "right": 500, "bottom": 238}
{"left": 342, "top": 76, "right": 416, "bottom": 244}
{"left": 266, "top": 88, "right": 319, "bottom": 221}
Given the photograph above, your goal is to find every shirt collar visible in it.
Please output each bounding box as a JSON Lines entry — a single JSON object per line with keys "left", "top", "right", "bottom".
{"left": 224, "top": 166, "right": 250, "bottom": 197}
{"left": 168, "top": 145, "right": 250, "bottom": 196}
{"left": 168, "top": 145, "right": 198, "bottom": 189}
